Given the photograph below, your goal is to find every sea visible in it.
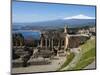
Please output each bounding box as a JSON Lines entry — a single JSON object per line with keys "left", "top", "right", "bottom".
{"left": 13, "top": 30, "right": 41, "bottom": 40}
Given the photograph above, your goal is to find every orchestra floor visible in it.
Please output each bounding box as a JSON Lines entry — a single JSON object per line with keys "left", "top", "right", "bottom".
{"left": 12, "top": 55, "right": 66, "bottom": 74}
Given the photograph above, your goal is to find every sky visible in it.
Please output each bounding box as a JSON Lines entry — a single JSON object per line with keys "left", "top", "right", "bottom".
{"left": 12, "top": 1, "right": 96, "bottom": 23}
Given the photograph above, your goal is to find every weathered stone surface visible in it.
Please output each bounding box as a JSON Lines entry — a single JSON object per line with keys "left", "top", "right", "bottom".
{"left": 28, "top": 57, "right": 51, "bottom": 65}
{"left": 12, "top": 58, "right": 23, "bottom": 67}
{"left": 68, "top": 35, "right": 89, "bottom": 48}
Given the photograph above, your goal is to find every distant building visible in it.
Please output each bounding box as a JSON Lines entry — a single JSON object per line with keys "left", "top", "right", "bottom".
{"left": 89, "top": 27, "right": 95, "bottom": 33}
{"left": 89, "top": 27, "right": 96, "bottom": 36}
{"left": 77, "top": 29, "right": 89, "bottom": 34}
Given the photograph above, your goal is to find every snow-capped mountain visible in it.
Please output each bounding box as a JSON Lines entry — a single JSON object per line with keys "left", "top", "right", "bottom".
{"left": 13, "top": 14, "right": 95, "bottom": 30}
{"left": 63, "top": 14, "right": 95, "bottom": 20}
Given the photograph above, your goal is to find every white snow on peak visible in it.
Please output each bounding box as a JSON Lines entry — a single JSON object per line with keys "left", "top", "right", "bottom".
{"left": 63, "top": 14, "right": 95, "bottom": 19}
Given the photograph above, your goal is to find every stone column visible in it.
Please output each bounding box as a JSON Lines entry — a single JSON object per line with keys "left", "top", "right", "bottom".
{"left": 58, "top": 39, "right": 61, "bottom": 50}
{"left": 51, "top": 38, "right": 54, "bottom": 51}
{"left": 64, "top": 35, "right": 68, "bottom": 50}
{"left": 20, "top": 39, "right": 22, "bottom": 46}
{"left": 60, "top": 39, "right": 62, "bottom": 49}
{"left": 40, "top": 38, "right": 43, "bottom": 48}
{"left": 45, "top": 38, "right": 48, "bottom": 49}
{"left": 37, "top": 41, "right": 40, "bottom": 47}
{"left": 49, "top": 39, "right": 51, "bottom": 48}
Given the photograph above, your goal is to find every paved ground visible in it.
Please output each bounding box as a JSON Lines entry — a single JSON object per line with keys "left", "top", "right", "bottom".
{"left": 84, "top": 61, "right": 96, "bottom": 69}
{"left": 12, "top": 55, "right": 66, "bottom": 74}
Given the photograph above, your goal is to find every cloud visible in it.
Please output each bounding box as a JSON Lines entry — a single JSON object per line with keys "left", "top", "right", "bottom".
{"left": 63, "top": 14, "right": 95, "bottom": 19}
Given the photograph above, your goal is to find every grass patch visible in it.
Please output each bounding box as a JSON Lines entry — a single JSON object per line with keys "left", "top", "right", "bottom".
{"left": 72, "top": 38, "right": 96, "bottom": 70}
{"left": 80, "top": 48, "right": 95, "bottom": 61}
{"left": 57, "top": 52, "right": 75, "bottom": 71}
{"left": 81, "top": 38, "right": 95, "bottom": 53}
{"left": 73, "top": 57, "right": 95, "bottom": 69}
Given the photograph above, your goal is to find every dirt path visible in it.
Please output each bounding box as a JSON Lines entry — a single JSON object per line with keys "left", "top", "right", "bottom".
{"left": 61, "top": 48, "right": 82, "bottom": 71}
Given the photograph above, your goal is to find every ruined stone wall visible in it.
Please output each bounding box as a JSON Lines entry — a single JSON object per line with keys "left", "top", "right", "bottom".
{"left": 68, "top": 36, "right": 80, "bottom": 48}
{"left": 68, "top": 36, "right": 89, "bottom": 48}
